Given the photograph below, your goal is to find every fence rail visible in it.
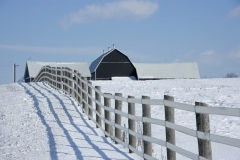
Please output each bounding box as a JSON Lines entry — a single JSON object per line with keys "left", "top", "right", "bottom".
{"left": 33, "top": 66, "right": 240, "bottom": 160}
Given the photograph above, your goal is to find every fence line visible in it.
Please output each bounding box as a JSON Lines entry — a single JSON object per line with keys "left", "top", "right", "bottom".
{"left": 33, "top": 66, "right": 240, "bottom": 160}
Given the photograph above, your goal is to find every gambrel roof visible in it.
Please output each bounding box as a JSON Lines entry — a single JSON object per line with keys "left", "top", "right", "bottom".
{"left": 89, "top": 48, "right": 134, "bottom": 73}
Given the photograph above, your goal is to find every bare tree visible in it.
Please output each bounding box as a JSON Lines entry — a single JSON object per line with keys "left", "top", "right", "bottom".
{"left": 225, "top": 73, "right": 239, "bottom": 78}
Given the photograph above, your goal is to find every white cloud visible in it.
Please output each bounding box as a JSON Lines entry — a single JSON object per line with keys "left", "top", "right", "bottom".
{"left": 229, "top": 5, "right": 240, "bottom": 18}
{"left": 0, "top": 44, "right": 100, "bottom": 55}
{"left": 61, "top": 0, "right": 158, "bottom": 29}
{"left": 200, "top": 50, "right": 215, "bottom": 56}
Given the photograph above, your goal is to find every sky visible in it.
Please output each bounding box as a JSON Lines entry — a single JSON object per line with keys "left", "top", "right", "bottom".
{"left": 0, "top": 0, "right": 240, "bottom": 85}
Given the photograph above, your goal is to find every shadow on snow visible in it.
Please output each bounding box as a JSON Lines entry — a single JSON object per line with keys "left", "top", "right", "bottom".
{"left": 21, "top": 82, "right": 133, "bottom": 160}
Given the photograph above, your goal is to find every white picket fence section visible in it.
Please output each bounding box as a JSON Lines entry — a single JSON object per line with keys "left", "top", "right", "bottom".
{"left": 33, "top": 66, "right": 240, "bottom": 160}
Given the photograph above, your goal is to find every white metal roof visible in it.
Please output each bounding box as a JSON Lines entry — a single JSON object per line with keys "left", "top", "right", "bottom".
{"left": 133, "top": 62, "right": 200, "bottom": 79}
{"left": 25, "top": 61, "right": 91, "bottom": 78}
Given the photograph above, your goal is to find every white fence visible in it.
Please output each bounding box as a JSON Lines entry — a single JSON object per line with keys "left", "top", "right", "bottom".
{"left": 33, "top": 66, "right": 240, "bottom": 160}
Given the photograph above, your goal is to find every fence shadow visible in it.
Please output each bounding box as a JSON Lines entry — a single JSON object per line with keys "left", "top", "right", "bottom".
{"left": 32, "top": 66, "right": 240, "bottom": 160}
{"left": 34, "top": 82, "right": 133, "bottom": 160}
{"left": 19, "top": 83, "right": 58, "bottom": 160}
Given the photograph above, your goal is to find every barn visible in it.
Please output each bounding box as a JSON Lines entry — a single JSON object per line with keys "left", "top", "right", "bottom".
{"left": 89, "top": 48, "right": 138, "bottom": 80}
{"left": 89, "top": 47, "right": 200, "bottom": 80}
{"left": 24, "top": 61, "right": 91, "bottom": 82}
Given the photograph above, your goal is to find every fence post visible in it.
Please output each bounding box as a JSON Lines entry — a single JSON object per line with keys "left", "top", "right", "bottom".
{"left": 142, "top": 95, "right": 152, "bottom": 158}
{"left": 88, "top": 81, "right": 93, "bottom": 120}
{"left": 62, "top": 67, "right": 65, "bottom": 92}
{"left": 68, "top": 68, "right": 72, "bottom": 95}
{"left": 49, "top": 67, "right": 52, "bottom": 85}
{"left": 104, "top": 93, "right": 111, "bottom": 137}
{"left": 82, "top": 77, "right": 88, "bottom": 113}
{"left": 57, "top": 67, "right": 61, "bottom": 89}
{"left": 115, "top": 93, "right": 122, "bottom": 144}
{"left": 95, "top": 86, "right": 102, "bottom": 128}
{"left": 52, "top": 67, "right": 54, "bottom": 86}
{"left": 64, "top": 67, "right": 68, "bottom": 94}
{"left": 77, "top": 73, "right": 82, "bottom": 105}
{"left": 52, "top": 67, "right": 55, "bottom": 88}
{"left": 43, "top": 67, "right": 46, "bottom": 82}
{"left": 73, "top": 70, "right": 77, "bottom": 99}
{"left": 69, "top": 69, "right": 73, "bottom": 96}
{"left": 128, "top": 95, "right": 136, "bottom": 153}
{"left": 195, "top": 102, "right": 212, "bottom": 160}
{"left": 46, "top": 67, "right": 49, "bottom": 83}
{"left": 54, "top": 67, "right": 57, "bottom": 88}
{"left": 164, "top": 95, "right": 176, "bottom": 160}
{"left": 67, "top": 68, "right": 70, "bottom": 94}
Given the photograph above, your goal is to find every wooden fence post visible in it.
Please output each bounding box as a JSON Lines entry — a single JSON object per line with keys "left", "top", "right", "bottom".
{"left": 104, "top": 93, "right": 111, "bottom": 137}
{"left": 43, "top": 67, "right": 45, "bottom": 82}
{"left": 82, "top": 77, "right": 88, "bottom": 113}
{"left": 128, "top": 95, "right": 136, "bottom": 153}
{"left": 67, "top": 68, "right": 70, "bottom": 94}
{"left": 142, "top": 95, "right": 152, "bottom": 158}
{"left": 61, "top": 67, "right": 64, "bottom": 91}
{"left": 68, "top": 68, "right": 71, "bottom": 95}
{"left": 46, "top": 67, "right": 49, "bottom": 83}
{"left": 77, "top": 73, "right": 82, "bottom": 105}
{"left": 52, "top": 67, "right": 55, "bottom": 88}
{"left": 69, "top": 69, "right": 73, "bottom": 96}
{"left": 195, "top": 102, "right": 212, "bottom": 160}
{"left": 54, "top": 67, "right": 57, "bottom": 88}
{"left": 115, "top": 93, "right": 122, "bottom": 144}
{"left": 50, "top": 67, "right": 52, "bottom": 85}
{"left": 95, "top": 86, "right": 102, "bottom": 128}
{"left": 57, "top": 67, "right": 61, "bottom": 89}
{"left": 64, "top": 68, "right": 67, "bottom": 93}
{"left": 88, "top": 81, "right": 93, "bottom": 120}
{"left": 164, "top": 95, "right": 176, "bottom": 160}
{"left": 73, "top": 70, "right": 77, "bottom": 99}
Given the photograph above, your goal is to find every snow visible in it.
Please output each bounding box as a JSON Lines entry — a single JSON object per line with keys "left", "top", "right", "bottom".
{"left": 92, "top": 78, "right": 240, "bottom": 160}
{"left": 0, "top": 82, "right": 138, "bottom": 160}
{"left": 111, "top": 76, "right": 137, "bottom": 81}
{"left": 1, "top": 78, "right": 239, "bottom": 160}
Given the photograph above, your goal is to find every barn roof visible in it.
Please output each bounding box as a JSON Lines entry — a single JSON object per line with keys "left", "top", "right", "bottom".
{"left": 25, "top": 61, "right": 91, "bottom": 78}
{"left": 133, "top": 62, "right": 200, "bottom": 79}
{"left": 89, "top": 48, "right": 133, "bottom": 73}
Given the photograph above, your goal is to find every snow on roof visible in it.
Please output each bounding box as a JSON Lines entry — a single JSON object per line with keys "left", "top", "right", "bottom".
{"left": 25, "top": 61, "right": 91, "bottom": 78}
{"left": 133, "top": 62, "right": 200, "bottom": 79}
{"left": 89, "top": 52, "right": 108, "bottom": 73}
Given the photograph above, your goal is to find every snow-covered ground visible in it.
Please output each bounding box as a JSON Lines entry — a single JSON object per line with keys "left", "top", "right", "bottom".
{"left": 0, "top": 78, "right": 239, "bottom": 160}
{"left": 92, "top": 78, "right": 240, "bottom": 160}
{"left": 0, "top": 82, "right": 139, "bottom": 160}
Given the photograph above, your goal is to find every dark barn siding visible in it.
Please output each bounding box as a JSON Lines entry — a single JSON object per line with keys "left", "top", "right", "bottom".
{"left": 96, "top": 63, "right": 137, "bottom": 80}
{"left": 24, "top": 66, "right": 30, "bottom": 82}
{"left": 93, "top": 50, "right": 137, "bottom": 80}
{"left": 102, "top": 50, "right": 130, "bottom": 62}
{"left": 91, "top": 72, "right": 95, "bottom": 80}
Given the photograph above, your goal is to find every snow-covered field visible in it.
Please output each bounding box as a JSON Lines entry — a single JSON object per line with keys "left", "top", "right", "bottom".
{"left": 0, "top": 83, "right": 138, "bottom": 160}
{"left": 0, "top": 78, "right": 239, "bottom": 160}
{"left": 92, "top": 78, "right": 240, "bottom": 160}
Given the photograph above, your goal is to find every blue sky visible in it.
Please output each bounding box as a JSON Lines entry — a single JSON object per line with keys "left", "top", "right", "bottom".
{"left": 0, "top": 0, "right": 239, "bottom": 84}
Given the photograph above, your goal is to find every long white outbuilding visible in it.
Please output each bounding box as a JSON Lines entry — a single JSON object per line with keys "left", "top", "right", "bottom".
{"left": 24, "top": 61, "right": 91, "bottom": 82}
